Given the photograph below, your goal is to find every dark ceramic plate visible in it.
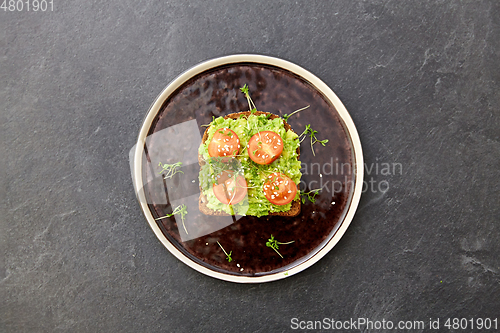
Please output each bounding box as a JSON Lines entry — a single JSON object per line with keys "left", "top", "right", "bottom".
{"left": 131, "top": 55, "right": 363, "bottom": 283}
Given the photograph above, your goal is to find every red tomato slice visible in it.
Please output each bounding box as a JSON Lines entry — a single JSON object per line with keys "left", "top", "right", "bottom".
{"left": 208, "top": 128, "right": 240, "bottom": 159}
{"left": 248, "top": 131, "right": 284, "bottom": 165}
{"left": 213, "top": 170, "right": 247, "bottom": 205}
{"left": 263, "top": 172, "right": 297, "bottom": 205}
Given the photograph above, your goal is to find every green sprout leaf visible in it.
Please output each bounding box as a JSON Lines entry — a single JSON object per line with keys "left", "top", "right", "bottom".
{"left": 217, "top": 241, "right": 233, "bottom": 262}
{"left": 266, "top": 234, "right": 295, "bottom": 258}
{"left": 240, "top": 84, "right": 258, "bottom": 113}
{"left": 282, "top": 105, "right": 310, "bottom": 122}
{"left": 158, "top": 162, "right": 184, "bottom": 179}
{"left": 239, "top": 84, "right": 249, "bottom": 95}
{"left": 298, "top": 124, "right": 328, "bottom": 156}
{"left": 299, "top": 189, "right": 321, "bottom": 204}
{"left": 201, "top": 116, "right": 216, "bottom": 127}
{"left": 155, "top": 204, "right": 188, "bottom": 234}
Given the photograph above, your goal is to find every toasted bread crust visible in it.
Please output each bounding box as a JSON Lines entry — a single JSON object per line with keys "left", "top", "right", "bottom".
{"left": 199, "top": 111, "right": 301, "bottom": 217}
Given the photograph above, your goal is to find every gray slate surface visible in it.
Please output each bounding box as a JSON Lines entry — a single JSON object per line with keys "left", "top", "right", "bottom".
{"left": 2, "top": 1, "right": 499, "bottom": 332}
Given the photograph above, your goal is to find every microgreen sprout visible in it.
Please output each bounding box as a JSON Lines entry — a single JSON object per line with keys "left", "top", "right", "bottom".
{"left": 266, "top": 234, "right": 295, "bottom": 258}
{"left": 158, "top": 162, "right": 184, "bottom": 179}
{"left": 282, "top": 105, "right": 310, "bottom": 122}
{"left": 201, "top": 116, "right": 216, "bottom": 127}
{"left": 215, "top": 129, "right": 233, "bottom": 137}
{"left": 240, "top": 84, "right": 257, "bottom": 114}
{"left": 217, "top": 241, "right": 233, "bottom": 262}
{"left": 155, "top": 204, "right": 188, "bottom": 234}
{"left": 298, "top": 124, "right": 329, "bottom": 156}
{"left": 299, "top": 188, "right": 321, "bottom": 204}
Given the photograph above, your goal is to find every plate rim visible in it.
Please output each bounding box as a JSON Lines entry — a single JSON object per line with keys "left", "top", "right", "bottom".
{"left": 133, "top": 54, "right": 364, "bottom": 283}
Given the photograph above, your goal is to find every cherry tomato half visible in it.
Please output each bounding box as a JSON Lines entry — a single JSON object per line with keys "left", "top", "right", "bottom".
{"left": 213, "top": 170, "right": 248, "bottom": 205}
{"left": 208, "top": 128, "right": 240, "bottom": 159}
{"left": 263, "top": 172, "right": 297, "bottom": 205}
{"left": 247, "top": 131, "right": 283, "bottom": 165}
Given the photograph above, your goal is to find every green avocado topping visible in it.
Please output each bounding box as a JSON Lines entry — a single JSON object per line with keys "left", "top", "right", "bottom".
{"left": 199, "top": 114, "right": 301, "bottom": 217}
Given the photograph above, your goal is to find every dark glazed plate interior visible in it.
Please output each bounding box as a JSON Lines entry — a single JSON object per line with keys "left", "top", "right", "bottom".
{"left": 133, "top": 55, "right": 363, "bottom": 283}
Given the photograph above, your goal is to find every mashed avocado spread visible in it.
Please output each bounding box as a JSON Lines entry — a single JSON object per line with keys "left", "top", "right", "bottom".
{"left": 199, "top": 114, "right": 301, "bottom": 217}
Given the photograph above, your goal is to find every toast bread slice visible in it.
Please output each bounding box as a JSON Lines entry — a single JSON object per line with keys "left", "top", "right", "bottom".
{"left": 199, "top": 111, "right": 301, "bottom": 217}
